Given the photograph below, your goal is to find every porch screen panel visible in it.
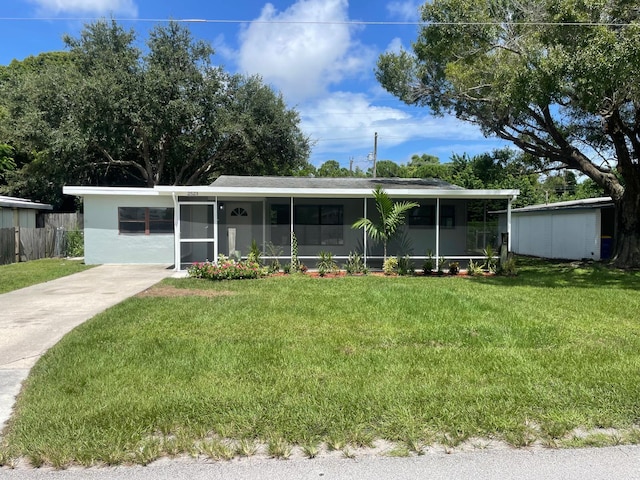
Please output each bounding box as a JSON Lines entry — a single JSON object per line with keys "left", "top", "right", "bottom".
{"left": 270, "top": 204, "right": 290, "bottom": 245}
{"left": 180, "top": 242, "right": 215, "bottom": 264}
{"left": 181, "top": 204, "right": 214, "bottom": 239}
{"left": 294, "top": 205, "right": 343, "bottom": 246}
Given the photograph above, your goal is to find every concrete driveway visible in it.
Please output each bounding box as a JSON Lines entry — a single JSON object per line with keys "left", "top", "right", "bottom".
{"left": 0, "top": 264, "right": 173, "bottom": 432}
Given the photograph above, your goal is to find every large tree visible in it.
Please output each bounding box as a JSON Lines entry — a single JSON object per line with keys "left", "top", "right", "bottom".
{"left": 0, "top": 20, "right": 310, "bottom": 207}
{"left": 377, "top": 0, "right": 640, "bottom": 268}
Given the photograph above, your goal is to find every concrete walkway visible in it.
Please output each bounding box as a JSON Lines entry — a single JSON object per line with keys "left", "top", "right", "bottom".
{"left": 0, "top": 264, "right": 173, "bottom": 431}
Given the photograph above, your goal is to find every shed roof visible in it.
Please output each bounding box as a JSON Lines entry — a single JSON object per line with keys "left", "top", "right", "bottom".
{"left": 493, "top": 196, "right": 613, "bottom": 215}
{"left": 0, "top": 195, "right": 53, "bottom": 211}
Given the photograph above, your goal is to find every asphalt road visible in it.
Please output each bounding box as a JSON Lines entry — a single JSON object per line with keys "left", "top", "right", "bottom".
{"left": 2, "top": 445, "right": 640, "bottom": 480}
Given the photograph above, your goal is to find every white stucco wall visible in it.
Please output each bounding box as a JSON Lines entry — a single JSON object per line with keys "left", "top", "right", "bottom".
{"left": 83, "top": 195, "right": 175, "bottom": 265}
{"left": 511, "top": 209, "right": 601, "bottom": 260}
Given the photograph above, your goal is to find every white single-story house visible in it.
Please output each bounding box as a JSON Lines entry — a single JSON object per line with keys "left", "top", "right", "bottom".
{"left": 63, "top": 176, "right": 519, "bottom": 270}
{"left": 0, "top": 195, "right": 53, "bottom": 229}
{"left": 497, "top": 197, "right": 615, "bottom": 261}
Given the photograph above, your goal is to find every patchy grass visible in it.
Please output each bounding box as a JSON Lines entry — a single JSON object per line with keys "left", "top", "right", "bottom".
{"left": 0, "top": 258, "right": 92, "bottom": 294}
{"left": 3, "top": 258, "right": 640, "bottom": 466}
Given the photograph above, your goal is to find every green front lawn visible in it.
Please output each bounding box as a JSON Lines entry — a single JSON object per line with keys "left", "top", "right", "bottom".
{"left": 0, "top": 258, "right": 92, "bottom": 294}
{"left": 3, "top": 259, "right": 640, "bottom": 466}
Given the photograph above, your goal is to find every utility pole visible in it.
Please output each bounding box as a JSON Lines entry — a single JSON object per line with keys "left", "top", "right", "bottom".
{"left": 349, "top": 157, "right": 353, "bottom": 174}
{"left": 373, "top": 132, "right": 378, "bottom": 178}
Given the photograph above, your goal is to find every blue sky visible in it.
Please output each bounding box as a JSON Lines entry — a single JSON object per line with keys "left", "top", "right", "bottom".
{"left": 0, "top": 0, "right": 507, "bottom": 170}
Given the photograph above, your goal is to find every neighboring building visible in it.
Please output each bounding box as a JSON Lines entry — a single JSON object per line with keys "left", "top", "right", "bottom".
{"left": 0, "top": 196, "right": 53, "bottom": 229}
{"left": 64, "top": 175, "right": 519, "bottom": 270}
{"left": 497, "top": 197, "right": 615, "bottom": 261}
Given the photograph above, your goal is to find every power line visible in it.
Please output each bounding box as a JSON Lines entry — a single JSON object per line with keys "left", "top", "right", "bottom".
{"left": 0, "top": 17, "right": 638, "bottom": 27}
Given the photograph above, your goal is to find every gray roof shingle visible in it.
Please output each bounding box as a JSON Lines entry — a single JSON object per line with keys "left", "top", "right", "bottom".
{"left": 211, "top": 175, "right": 463, "bottom": 190}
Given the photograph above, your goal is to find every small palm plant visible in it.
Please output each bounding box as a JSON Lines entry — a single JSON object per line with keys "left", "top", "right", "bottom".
{"left": 352, "top": 185, "right": 419, "bottom": 262}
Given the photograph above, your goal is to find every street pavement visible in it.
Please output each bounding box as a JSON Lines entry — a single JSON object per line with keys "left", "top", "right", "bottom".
{"left": 1, "top": 445, "right": 640, "bottom": 479}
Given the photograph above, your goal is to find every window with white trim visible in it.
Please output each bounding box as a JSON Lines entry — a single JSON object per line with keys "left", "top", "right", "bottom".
{"left": 118, "top": 207, "right": 173, "bottom": 234}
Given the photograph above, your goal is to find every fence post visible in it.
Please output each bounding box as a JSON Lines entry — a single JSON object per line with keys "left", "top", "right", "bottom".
{"left": 14, "top": 226, "right": 20, "bottom": 263}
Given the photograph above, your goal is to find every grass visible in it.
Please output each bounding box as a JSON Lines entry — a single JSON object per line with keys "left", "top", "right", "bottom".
{"left": 3, "top": 258, "right": 640, "bottom": 466}
{"left": 0, "top": 258, "right": 91, "bottom": 294}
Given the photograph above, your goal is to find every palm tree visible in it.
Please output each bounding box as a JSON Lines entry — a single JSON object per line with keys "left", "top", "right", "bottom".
{"left": 352, "top": 185, "right": 419, "bottom": 262}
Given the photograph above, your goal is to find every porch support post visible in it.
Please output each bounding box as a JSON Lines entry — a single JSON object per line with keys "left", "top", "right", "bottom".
{"left": 507, "top": 197, "right": 513, "bottom": 251}
{"left": 214, "top": 196, "right": 219, "bottom": 264}
{"left": 262, "top": 199, "right": 266, "bottom": 252}
{"left": 435, "top": 197, "right": 441, "bottom": 265}
{"left": 290, "top": 196, "right": 294, "bottom": 261}
{"left": 363, "top": 197, "right": 368, "bottom": 268}
{"left": 172, "top": 193, "right": 180, "bottom": 271}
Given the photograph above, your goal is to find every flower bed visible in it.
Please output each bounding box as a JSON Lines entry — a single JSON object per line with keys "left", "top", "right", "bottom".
{"left": 187, "top": 257, "right": 267, "bottom": 281}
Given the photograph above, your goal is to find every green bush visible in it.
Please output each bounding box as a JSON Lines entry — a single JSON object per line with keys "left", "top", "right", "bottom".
{"left": 65, "top": 230, "right": 84, "bottom": 257}
{"left": 316, "top": 251, "right": 339, "bottom": 276}
{"left": 344, "top": 252, "right": 367, "bottom": 275}
{"left": 398, "top": 255, "right": 414, "bottom": 276}
{"left": 383, "top": 256, "right": 398, "bottom": 275}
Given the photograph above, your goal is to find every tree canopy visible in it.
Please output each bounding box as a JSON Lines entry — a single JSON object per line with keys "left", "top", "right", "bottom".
{"left": 0, "top": 20, "right": 310, "bottom": 208}
{"left": 377, "top": 0, "right": 640, "bottom": 267}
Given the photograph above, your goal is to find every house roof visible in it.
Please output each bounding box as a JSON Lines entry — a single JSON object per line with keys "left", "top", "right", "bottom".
{"left": 500, "top": 196, "right": 614, "bottom": 215}
{"left": 211, "top": 175, "right": 463, "bottom": 190}
{"left": 64, "top": 175, "right": 520, "bottom": 200}
{"left": 0, "top": 195, "right": 53, "bottom": 211}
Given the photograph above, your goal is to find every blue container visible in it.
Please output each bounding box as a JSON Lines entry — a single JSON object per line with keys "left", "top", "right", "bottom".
{"left": 600, "top": 236, "right": 613, "bottom": 259}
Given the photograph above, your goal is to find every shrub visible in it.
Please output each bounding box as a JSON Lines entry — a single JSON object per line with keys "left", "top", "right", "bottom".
{"left": 291, "top": 232, "right": 300, "bottom": 273}
{"left": 422, "top": 250, "right": 435, "bottom": 274}
{"left": 437, "top": 257, "right": 446, "bottom": 275}
{"left": 383, "top": 256, "right": 398, "bottom": 275}
{"left": 65, "top": 229, "right": 84, "bottom": 257}
{"left": 467, "top": 259, "right": 484, "bottom": 276}
{"left": 187, "top": 256, "right": 267, "bottom": 281}
{"left": 344, "top": 252, "right": 368, "bottom": 275}
{"left": 448, "top": 261, "right": 460, "bottom": 275}
{"left": 248, "top": 239, "right": 262, "bottom": 265}
{"left": 398, "top": 255, "right": 414, "bottom": 276}
{"left": 265, "top": 242, "right": 282, "bottom": 273}
{"left": 499, "top": 255, "right": 518, "bottom": 276}
{"left": 483, "top": 245, "right": 497, "bottom": 273}
{"left": 317, "top": 251, "right": 339, "bottom": 276}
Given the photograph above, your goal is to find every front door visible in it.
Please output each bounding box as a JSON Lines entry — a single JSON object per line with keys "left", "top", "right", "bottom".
{"left": 226, "top": 203, "right": 252, "bottom": 257}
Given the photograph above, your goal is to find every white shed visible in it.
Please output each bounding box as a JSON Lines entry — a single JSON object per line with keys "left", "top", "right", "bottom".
{"left": 497, "top": 197, "right": 615, "bottom": 261}
{"left": 0, "top": 196, "right": 53, "bottom": 228}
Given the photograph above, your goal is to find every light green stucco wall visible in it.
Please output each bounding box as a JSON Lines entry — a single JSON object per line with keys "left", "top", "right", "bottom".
{"left": 83, "top": 195, "right": 175, "bottom": 265}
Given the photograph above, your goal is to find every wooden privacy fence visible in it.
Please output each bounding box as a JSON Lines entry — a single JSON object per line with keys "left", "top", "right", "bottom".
{"left": 0, "top": 228, "right": 13, "bottom": 265}
{"left": 0, "top": 227, "right": 69, "bottom": 265}
{"left": 41, "top": 212, "right": 84, "bottom": 230}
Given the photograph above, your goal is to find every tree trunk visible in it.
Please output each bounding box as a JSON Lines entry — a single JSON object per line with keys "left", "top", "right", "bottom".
{"left": 611, "top": 189, "right": 640, "bottom": 269}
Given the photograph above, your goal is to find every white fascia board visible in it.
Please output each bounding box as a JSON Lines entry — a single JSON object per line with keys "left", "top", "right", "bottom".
{"left": 63, "top": 186, "right": 168, "bottom": 196}
{"left": 66, "top": 185, "right": 520, "bottom": 200}
{"left": 160, "top": 186, "right": 520, "bottom": 199}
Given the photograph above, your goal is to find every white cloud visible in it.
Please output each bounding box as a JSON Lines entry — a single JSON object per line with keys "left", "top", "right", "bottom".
{"left": 300, "top": 92, "right": 488, "bottom": 164}
{"left": 237, "top": 0, "right": 374, "bottom": 103}
{"left": 27, "top": 0, "right": 138, "bottom": 16}
{"left": 386, "top": 1, "right": 422, "bottom": 22}
{"left": 385, "top": 37, "right": 404, "bottom": 55}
